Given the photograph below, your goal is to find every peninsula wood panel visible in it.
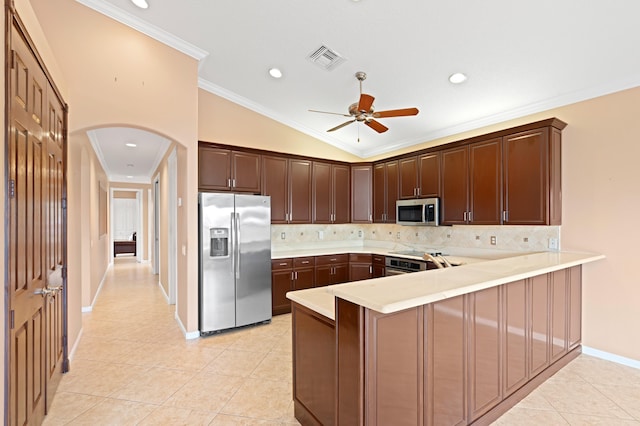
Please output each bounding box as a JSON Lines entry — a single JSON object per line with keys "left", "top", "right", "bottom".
{"left": 529, "top": 273, "right": 550, "bottom": 377}
{"left": 503, "top": 279, "right": 528, "bottom": 397}
{"left": 568, "top": 266, "right": 582, "bottom": 350}
{"left": 550, "top": 269, "right": 568, "bottom": 363}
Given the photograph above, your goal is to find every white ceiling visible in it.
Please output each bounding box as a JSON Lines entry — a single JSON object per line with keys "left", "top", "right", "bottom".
{"left": 88, "top": 127, "right": 172, "bottom": 184}
{"left": 76, "top": 0, "right": 640, "bottom": 161}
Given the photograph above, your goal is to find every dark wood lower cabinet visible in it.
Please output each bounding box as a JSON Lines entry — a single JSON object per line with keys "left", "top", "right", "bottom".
{"left": 292, "top": 266, "right": 583, "bottom": 425}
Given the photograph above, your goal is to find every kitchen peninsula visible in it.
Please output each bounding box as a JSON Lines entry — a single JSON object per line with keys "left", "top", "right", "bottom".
{"left": 286, "top": 251, "right": 604, "bottom": 425}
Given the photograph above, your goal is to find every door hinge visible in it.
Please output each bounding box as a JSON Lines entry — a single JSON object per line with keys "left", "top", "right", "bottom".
{"left": 61, "top": 266, "right": 67, "bottom": 279}
{"left": 10, "top": 310, "right": 15, "bottom": 329}
{"left": 9, "top": 179, "right": 15, "bottom": 198}
{"left": 62, "top": 335, "right": 67, "bottom": 347}
{"left": 62, "top": 198, "right": 67, "bottom": 210}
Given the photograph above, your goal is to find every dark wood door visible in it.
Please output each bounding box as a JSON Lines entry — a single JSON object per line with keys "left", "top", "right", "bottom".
{"left": 198, "top": 146, "right": 231, "bottom": 191}
{"left": 231, "top": 151, "right": 261, "bottom": 193}
{"left": 440, "top": 146, "right": 469, "bottom": 225}
{"left": 385, "top": 161, "right": 399, "bottom": 223}
{"left": 351, "top": 165, "right": 372, "bottom": 223}
{"left": 272, "top": 268, "right": 293, "bottom": 315}
{"left": 349, "top": 263, "right": 372, "bottom": 282}
{"left": 289, "top": 159, "right": 312, "bottom": 224}
{"left": 503, "top": 128, "right": 549, "bottom": 225}
{"left": 469, "top": 138, "right": 502, "bottom": 224}
{"left": 418, "top": 152, "right": 440, "bottom": 198}
{"left": 8, "top": 20, "right": 68, "bottom": 425}
{"left": 315, "top": 265, "right": 333, "bottom": 287}
{"left": 332, "top": 164, "right": 350, "bottom": 223}
{"left": 398, "top": 156, "right": 418, "bottom": 199}
{"left": 262, "top": 155, "right": 288, "bottom": 223}
{"left": 312, "top": 162, "right": 332, "bottom": 223}
{"left": 373, "top": 163, "right": 386, "bottom": 222}
{"left": 294, "top": 268, "right": 315, "bottom": 291}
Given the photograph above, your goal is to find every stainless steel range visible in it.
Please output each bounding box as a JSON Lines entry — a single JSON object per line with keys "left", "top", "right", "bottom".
{"left": 385, "top": 250, "right": 450, "bottom": 276}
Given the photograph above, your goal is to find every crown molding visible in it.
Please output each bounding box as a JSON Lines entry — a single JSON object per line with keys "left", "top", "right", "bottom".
{"left": 75, "top": 0, "right": 209, "bottom": 61}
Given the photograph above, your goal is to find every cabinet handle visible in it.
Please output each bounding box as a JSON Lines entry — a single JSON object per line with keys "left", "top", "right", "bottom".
{"left": 503, "top": 210, "right": 508, "bottom": 222}
{"left": 295, "top": 271, "right": 298, "bottom": 280}
{"left": 468, "top": 211, "right": 472, "bottom": 222}
{"left": 232, "top": 179, "right": 236, "bottom": 188}
{"left": 301, "top": 261, "right": 309, "bottom": 264}
{"left": 291, "top": 272, "right": 294, "bottom": 280}
{"left": 463, "top": 211, "right": 467, "bottom": 221}
{"left": 369, "top": 213, "right": 372, "bottom": 222}
{"left": 369, "top": 265, "right": 373, "bottom": 274}
{"left": 417, "top": 187, "right": 421, "bottom": 196}
{"left": 279, "top": 262, "right": 288, "bottom": 266}
{"left": 227, "top": 178, "right": 232, "bottom": 188}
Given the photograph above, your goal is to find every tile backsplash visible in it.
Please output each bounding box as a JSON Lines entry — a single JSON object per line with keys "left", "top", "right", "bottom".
{"left": 272, "top": 223, "right": 560, "bottom": 253}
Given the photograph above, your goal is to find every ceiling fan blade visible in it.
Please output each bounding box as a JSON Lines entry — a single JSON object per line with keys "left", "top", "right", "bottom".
{"left": 357, "top": 94, "right": 375, "bottom": 112}
{"left": 327, "top": 119, "right": 356, "bottom": 132}
{"left": 373, "top": 107, "right": 419, "bottom": 118}
{"left": 309, "top": 109, "right": 352, "bottom": 117}
{"left": 365, "top": 119, "right": 389, "bottom": 133}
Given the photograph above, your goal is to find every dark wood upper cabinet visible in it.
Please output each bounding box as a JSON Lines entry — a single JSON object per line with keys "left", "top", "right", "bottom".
{"left": 198, "top": 145, "right": 260, "bottom": 193}
{"left": 441, "top": 139, "right": 501, "bottom": 225}
{"left": 313, "top": 162, "right": 350, "bottom": 223}
{"left": 418, "top": 152, "right": 440, "bottom": 198}
{"left": 289, "top": 159, "right": 313, "bottom": 224}
{"left": 351, "top": 164, "right": 372, "bottom": 223}
{"left": 469, "top": 138, "right": 502, "bottom": 225}
{"left": 261, "top": 156, "right": 312, "bottom": 224}
{"left": 440, "top": 146, "right": 469, "bottom": 225}
{"left": 373, "top": 160, "right": 398, "bottom": 223}
{"left": 262, "top": 155, "right": 288, "bottom": 223}
{"left": 399, "top": 156, "right": 419, "bottom": 199}
{"left": 503, "top": 127, "right": 561, "bottom": 225}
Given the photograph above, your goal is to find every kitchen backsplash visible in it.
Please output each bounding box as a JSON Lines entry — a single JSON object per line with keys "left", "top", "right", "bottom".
{"left": 272, "top": 223, "right": 560, "bottom": 253}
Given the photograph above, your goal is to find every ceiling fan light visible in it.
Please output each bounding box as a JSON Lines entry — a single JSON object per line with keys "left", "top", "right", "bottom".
{"left": 449, "top": 72, "right": 467, "bottom": 84}
{"left": 131, "top": 0, "right": 149, "bottom": 9}
{"left": 269, "top": 68, "right": 283, "bottom": 79}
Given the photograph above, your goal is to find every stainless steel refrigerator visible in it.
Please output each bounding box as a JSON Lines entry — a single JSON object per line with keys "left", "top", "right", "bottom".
{"left": 199, "top": 193, "right": 272, "bottom": 334}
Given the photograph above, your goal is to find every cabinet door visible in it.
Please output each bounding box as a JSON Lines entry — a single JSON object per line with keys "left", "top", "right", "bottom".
{"left": 312, "top": 162, "right": 332, "bottom": 223}
{"left": 231, "top": 151, "right": 261, "bottom": 193}
{"left": 315, "top": 265, "right": 333, "bottom": 287}
{"left": 262, "top": 156, "right": 288, "bottom": 224}
{"left": 294, "top": 268, "right": 315, "bottom": 291}
{"left": 272, "top": 269, "right": 293, "bottom": 315}
{"left": 469, "top": 139, "right": 501, "bottom": 225}
{"left": 333, "top": 264, "right": 349, "bottom": 285}
{"left": 199, "top": 146, "right": 230, "bottom": 191}
{"left": 529, "top": 274, "right": 550, "bottom": 377}
{"left": 440, "top": 146, "right": 469, "bottom": 225}
{"left": 503, "top": 128, "right": 549, "bottom": 225}
{"left": 550, "top": 269, "right": 568, "bottom": 363}
{"left": 351, "top": 165, "right": 372, "bottom": 223}
{"left": 373, "top": 163, "right": 386, "bottom": 222}
{"left": 333, "top": 164, "right": 351, "bottom": 223}
{"left": 349, "top": 263, "right": 372, "bottom": 282}
{"left": 418, "top": 152, "right": 440, "bottom": 198}
{"left": 399, "top": 156, "right": 418, "bottom": 199}
{"left": 385, "top": 161, "right": 399, "bottom": 223}
{"left": 289, "top": 159, "right": 312, "bottom": 224}
{"left": 372, "top": 264, "right": 385, "bottom": 278}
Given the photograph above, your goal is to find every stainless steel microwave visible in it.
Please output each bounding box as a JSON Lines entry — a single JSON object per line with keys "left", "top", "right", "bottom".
{"left": 396, "top": 198, "right": 439, "bottom": 226}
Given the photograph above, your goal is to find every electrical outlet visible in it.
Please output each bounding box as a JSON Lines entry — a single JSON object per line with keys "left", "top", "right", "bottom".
{"left": 490, "top": 236, "right": 497, "bottom": 245}
{"left": 396, "top": 232, "right": 400, "bottom": 239}
{"left": 318, "top": 230, "right": 324, "bottom": 240}
{"left": 280, "top": 232, "right": 286, "bottom": 240}
{"left": 358, "top": 230, "right": 363, "bottom": 238}
{"left": 549, "top": 238, "right": 559, "bottom": 250}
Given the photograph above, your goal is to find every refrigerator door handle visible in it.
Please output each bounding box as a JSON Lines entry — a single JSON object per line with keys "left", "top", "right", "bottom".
{"left": 234, "top": 212, "right": 241, "bottom": 279}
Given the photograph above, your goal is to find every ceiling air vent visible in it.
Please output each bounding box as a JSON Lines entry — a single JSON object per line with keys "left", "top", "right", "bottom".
{"left": 307, "top": 45, "right": 346, "bottom": 71}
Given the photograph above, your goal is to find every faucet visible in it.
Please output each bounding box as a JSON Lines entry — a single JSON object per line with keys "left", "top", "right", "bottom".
{"left": 423, "top": 253, "right": 444, "bottom": 269}
{"left": 437, "top": 255, "right": 453, "bottom": 268}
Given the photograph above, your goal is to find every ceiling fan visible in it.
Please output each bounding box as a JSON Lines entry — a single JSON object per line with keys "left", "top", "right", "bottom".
{"left": 309, "top": 71, "right": 419, "bottom": 134}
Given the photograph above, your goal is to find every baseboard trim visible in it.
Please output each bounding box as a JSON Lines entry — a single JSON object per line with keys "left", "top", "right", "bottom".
{"left": 175, "top": 311, "right": 199, "bottom": 340}
{"left": 68, "top": 328, "right": 83, "bottom": 361}
{"left": 158, "top": 280, "right": 170, "bottom": 303}
{"left": 582, "top": 346, "right": 640, "bottom": 370}
{"left": 86, "top": 263, "right": 112, "bottom": 311}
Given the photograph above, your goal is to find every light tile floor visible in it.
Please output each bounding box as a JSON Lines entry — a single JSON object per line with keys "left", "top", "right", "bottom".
{"left": 43, "top": 257, "right": 640, "bottom": 425}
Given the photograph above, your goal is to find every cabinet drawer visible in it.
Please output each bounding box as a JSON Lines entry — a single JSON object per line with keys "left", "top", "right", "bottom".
{"left": 349, "top": 253, "right": 372, "bottom": 263}
{"left": 271, "top": 258, "right": 293, "bottom": 270}
{"left": 294, "top": 257, "right": 315, "bottom": 268}
{"left": 372, "top": 255, "right": 386, "bottom": 265}
{"left": 315, "top": 254, "right": 349, "bottom": 266}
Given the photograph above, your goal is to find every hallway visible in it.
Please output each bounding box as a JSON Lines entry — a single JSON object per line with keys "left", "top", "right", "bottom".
{"left": 43, "top": 257, "right": 298, "bottom": 425}
{"left": 43, "top": 258, "right": 640, "bottom": 425}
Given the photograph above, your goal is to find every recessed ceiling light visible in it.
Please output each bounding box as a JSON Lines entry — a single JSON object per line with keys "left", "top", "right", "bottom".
{"left": 125, "top": 143, "right": 137, "bottom": 147}
{"left": 126, "top": 175, "right": 134, "bottom": 179}
{"left": 449, "top": 72, "right": 467, "bottom": 84}
{"left": 268, "top": 68, "right": 283, "bottom": 79}
{"left": 131, "top": 0, "right": 149, "bottom": 9}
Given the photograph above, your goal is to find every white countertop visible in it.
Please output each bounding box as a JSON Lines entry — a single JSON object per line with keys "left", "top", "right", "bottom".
{"left": 286, "top": 251, "right": 605, "bottom": 320}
